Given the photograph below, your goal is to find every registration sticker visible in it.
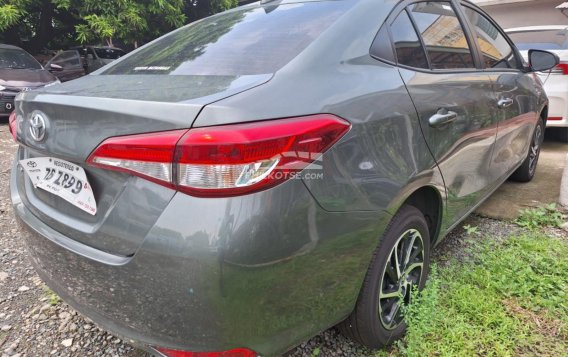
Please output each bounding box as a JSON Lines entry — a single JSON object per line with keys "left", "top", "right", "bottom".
{"left": 20, "top": 157, "right": 97, "bottom": 215}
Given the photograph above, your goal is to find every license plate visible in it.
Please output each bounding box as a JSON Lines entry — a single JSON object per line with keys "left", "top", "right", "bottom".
{"left": 20, "top": 157, "right": 97, "bottom": 215}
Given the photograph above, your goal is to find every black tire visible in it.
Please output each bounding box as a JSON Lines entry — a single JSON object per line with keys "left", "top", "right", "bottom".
{"left": 510, "top": 118, "right": 544, "bottom": 182}
{"left": 556, "top": 127, "right": 568, "bottom": 143}
{"left": 338, "top": 205, "right": 431, "bottom": 348}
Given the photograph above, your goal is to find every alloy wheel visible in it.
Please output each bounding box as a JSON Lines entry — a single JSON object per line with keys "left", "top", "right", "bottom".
{"left": 378, "top": 229, "right": 425, "bottom": 330}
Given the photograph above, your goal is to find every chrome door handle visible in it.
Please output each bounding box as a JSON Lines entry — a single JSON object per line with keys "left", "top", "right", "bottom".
{"left": 429, "top": 109, "right": 458, "bottom": 128}
{"left": 498, "top": 98, "right": 514, "bottom": 109}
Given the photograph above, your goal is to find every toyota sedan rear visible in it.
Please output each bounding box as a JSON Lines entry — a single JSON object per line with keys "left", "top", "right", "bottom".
{"left": 9, "top": 0, "right": 557, "bottom": 356}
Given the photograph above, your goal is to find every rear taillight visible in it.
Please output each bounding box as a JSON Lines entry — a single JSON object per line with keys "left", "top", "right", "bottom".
{"left": 553, "top": 62, "right": 568, "bottom": 75}
{"left": 155, "top": 347, "right": 257, "bottom": 357}
{"left": 87, "top": 115, "right": 350, "bottom": 197}
{"left": 8, "top": 111, "right": 17, "bottom": 142}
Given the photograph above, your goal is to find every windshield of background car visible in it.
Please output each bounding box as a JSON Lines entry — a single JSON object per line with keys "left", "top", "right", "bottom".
{"left": 0, "top": 48, "right": 42, "bottom": 70}
{"left": 95, "top": 48, "right": 126, "bottom": 59}
{"left": 508, "top": 29, "right": 568, "bottom": 50}
{"left": 102, "top": 2, "right": 354, "bottom": 76}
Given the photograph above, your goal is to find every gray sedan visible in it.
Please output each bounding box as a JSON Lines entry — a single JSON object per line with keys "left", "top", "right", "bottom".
{"left": 8, "top": 0, "right": 558, "bottom": 356}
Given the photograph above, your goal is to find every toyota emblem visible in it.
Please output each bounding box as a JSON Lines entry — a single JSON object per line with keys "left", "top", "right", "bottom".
{"left": 29, "top": 112, "right": 47, "bottom": 142}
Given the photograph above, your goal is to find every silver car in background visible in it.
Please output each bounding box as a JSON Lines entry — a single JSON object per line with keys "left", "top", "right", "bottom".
{"left": 506, "top": 25, "right": 568, "bottom": 141}
{"left": 9, "top": 0, "right": 558, "bottom": 356}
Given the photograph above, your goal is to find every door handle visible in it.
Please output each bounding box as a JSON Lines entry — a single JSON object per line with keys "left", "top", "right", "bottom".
{"left": 429, "top": 109, "right": 458, "bottom": 128}
{"left": 497, "top": 98, "right": 514, "bottom": 109}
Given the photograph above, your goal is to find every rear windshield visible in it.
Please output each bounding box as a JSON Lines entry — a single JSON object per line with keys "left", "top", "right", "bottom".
{"left": 103, "top": 2, "right": 352, "bottom": 76}
{"left": 508, "top": 29, "right": 568, "bottom": 50}
{"left": 0, "top": 48, "right": 42, "bottom": 70}
{"left": 95, "top": 48, "right": 126, "bottom": 60}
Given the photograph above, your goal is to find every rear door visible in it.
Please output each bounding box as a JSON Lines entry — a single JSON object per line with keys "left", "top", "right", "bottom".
{"left": 391, "top": 1, "right": 499, "bottom": 227}
{"left": 461, "top": 4, "right": 541, "bottom": 177}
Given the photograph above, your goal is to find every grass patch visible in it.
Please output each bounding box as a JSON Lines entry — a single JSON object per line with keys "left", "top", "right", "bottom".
{"left": 399, "top": 233, "right": 568, "bottom": 356}
{"left": 515, "top": 203, "right": 565, "bottom": 230}
{"left": 44, "top": 287, "right": 61, "bottom": 306}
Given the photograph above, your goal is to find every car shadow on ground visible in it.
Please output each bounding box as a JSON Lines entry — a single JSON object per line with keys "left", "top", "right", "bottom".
{"left": 476, "top": 129, "right": 568, "bottom": 220}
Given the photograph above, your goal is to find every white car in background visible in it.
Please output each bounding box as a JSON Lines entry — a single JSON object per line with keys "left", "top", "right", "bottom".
{"left": 506, "top": 25, "right": 568, "bottom": 142}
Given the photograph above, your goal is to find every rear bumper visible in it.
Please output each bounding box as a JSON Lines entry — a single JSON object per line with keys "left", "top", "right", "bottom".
{"left": 543, "top": 77, "right": 568, "bottom": 127}
{"left": 11, "top": 159, "right": 386, "bottom": 356}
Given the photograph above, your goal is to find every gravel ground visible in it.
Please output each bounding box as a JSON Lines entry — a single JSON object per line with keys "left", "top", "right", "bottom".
{"left": 0, "top": 120, "right": 563, "bottom": 357}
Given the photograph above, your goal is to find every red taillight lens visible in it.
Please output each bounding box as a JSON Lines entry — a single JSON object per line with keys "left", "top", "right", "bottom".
{"left": 8, "top": 111, "right": 17, "bottom": 142}
{"left": 554, "top": 63, "right": 568, "bottom": 75}
{"left": 155, "top": 347, "right": 257, "bottom": 357}
{"left": 87, "top": 115, "right": 350, "bottom": 197}
{"left": 87, "top": 129, "right": 187, "bottom": 187}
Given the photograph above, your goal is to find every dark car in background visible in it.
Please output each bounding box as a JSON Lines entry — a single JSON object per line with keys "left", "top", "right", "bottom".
{"left": 0, "top": 44, "right": 59, "bottom": 118}
{"left": 8, "top": 0, "right": 559, "bottom": 356}
{"left": 46, "top": 46, "right": 126, "bottom": 82}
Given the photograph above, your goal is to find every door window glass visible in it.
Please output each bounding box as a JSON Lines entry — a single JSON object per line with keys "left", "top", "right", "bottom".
{"left": 50, "top": 51, "right": 81, "bottom": 67}
{"left": 408, "top": 2, "right": 475, "bottom": 70}
{"left": 462, "top": 6, "right": 520, "bottom": 70}
{"left": 390, "top": 10, "right": 429, "bottom": 69}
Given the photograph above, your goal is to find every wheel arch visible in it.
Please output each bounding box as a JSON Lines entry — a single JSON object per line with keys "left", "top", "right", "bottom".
{"left": 396, "top": 186, "right": 444, "bottom": 245}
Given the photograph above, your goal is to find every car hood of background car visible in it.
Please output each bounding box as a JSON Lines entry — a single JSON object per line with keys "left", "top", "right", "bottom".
{"left": 31, "top": 73, "right": 273, "bottom": 104}
{"left": 0, "top": 68, "right": 57, "bottom": 89}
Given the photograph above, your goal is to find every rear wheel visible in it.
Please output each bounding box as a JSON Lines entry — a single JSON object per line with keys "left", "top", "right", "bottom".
{"left": 338, "top": 205, "right": 430, "bottom": 348}
{"left": 510, "top": 118, "right": 544, "bottom": 182}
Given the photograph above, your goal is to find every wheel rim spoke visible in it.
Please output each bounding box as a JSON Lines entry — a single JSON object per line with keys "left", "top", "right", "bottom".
{"left": 402, "top": 231, "right": 417, "bottom": 268}
{"left": 393, "top": 243, "right": 402, "bottom": 280}
{"left": 386, "top": 302, "right": 402, "bottom": 328}
{"left": 379, "top": 288, "right": 401, "bottom": 300}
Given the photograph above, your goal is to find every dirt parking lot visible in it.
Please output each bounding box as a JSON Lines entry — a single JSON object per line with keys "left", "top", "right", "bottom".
{"left": 0, "top": 119, "right": 566, "bottom": 357}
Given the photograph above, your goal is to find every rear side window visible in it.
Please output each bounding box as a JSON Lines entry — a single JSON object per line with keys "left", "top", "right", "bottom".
{"left": 390, "top": 10, "right": 429, "bottom": 69}
{"left": 50, "top": 51, "right": 81, "bottom": 67}
{"left": 462, "top": 6, "right": 520, "bottom": 70}
{"left": 103, "top": 2, "right": 353, "bottom": 76}
{"left": 408, "top": 2, "right": 475, "bottom": 70}
{"left": 95, "top": 48, "right": 125, "bottom": 60}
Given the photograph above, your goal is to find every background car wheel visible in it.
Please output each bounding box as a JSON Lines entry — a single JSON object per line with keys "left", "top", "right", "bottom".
{"left": 510, "top": 118, "right": 544, "bottom": 182}
{"left": 338, "top": 205, "right": 431, "bottom": 348}
{"left": 555, "top": 127, "right": 568, "bottom": 143}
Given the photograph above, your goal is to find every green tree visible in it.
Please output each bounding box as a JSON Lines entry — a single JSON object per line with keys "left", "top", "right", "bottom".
{"left": 0, "top": 0, "right": 239, "bottom": 54}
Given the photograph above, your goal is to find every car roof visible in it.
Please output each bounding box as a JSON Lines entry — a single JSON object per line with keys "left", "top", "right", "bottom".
{"left": 70, "top": 46, "right": 124, "bottom": 51}
{"left": 505, "top": 25, "right": 568, "bottom": 33}
{"left": 0, "top": 43, "right": 25, "bottom": 51}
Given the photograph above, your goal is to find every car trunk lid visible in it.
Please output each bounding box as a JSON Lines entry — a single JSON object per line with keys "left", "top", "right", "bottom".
{"left": 14, "top": 74, "right": 270, "bottom": 256}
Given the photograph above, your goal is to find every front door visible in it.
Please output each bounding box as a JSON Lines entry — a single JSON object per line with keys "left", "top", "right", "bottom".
{"left": 461, "top": 4, "right": 540, "bottom": 180}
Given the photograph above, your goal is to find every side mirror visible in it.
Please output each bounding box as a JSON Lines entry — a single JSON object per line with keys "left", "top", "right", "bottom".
{"left": 529, "top": 49, "right": 560, "bottom": 72}
{"left": 49, "top": 63, "right": 63, "bottom": 72}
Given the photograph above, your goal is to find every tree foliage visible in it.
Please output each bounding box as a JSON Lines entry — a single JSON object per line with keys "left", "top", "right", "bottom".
{"left": 0, "top": 0, "right": 239, "bottom": 53}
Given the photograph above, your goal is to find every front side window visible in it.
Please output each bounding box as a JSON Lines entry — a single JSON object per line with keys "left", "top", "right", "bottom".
{"left": 462, "top": 6, "right": 520, "bottom": 70}
{"left": 390, "top": 10, "right": 429, "bottom": 69}
{"left": 408, "top": 2, "right": 476, "bottom": 70}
